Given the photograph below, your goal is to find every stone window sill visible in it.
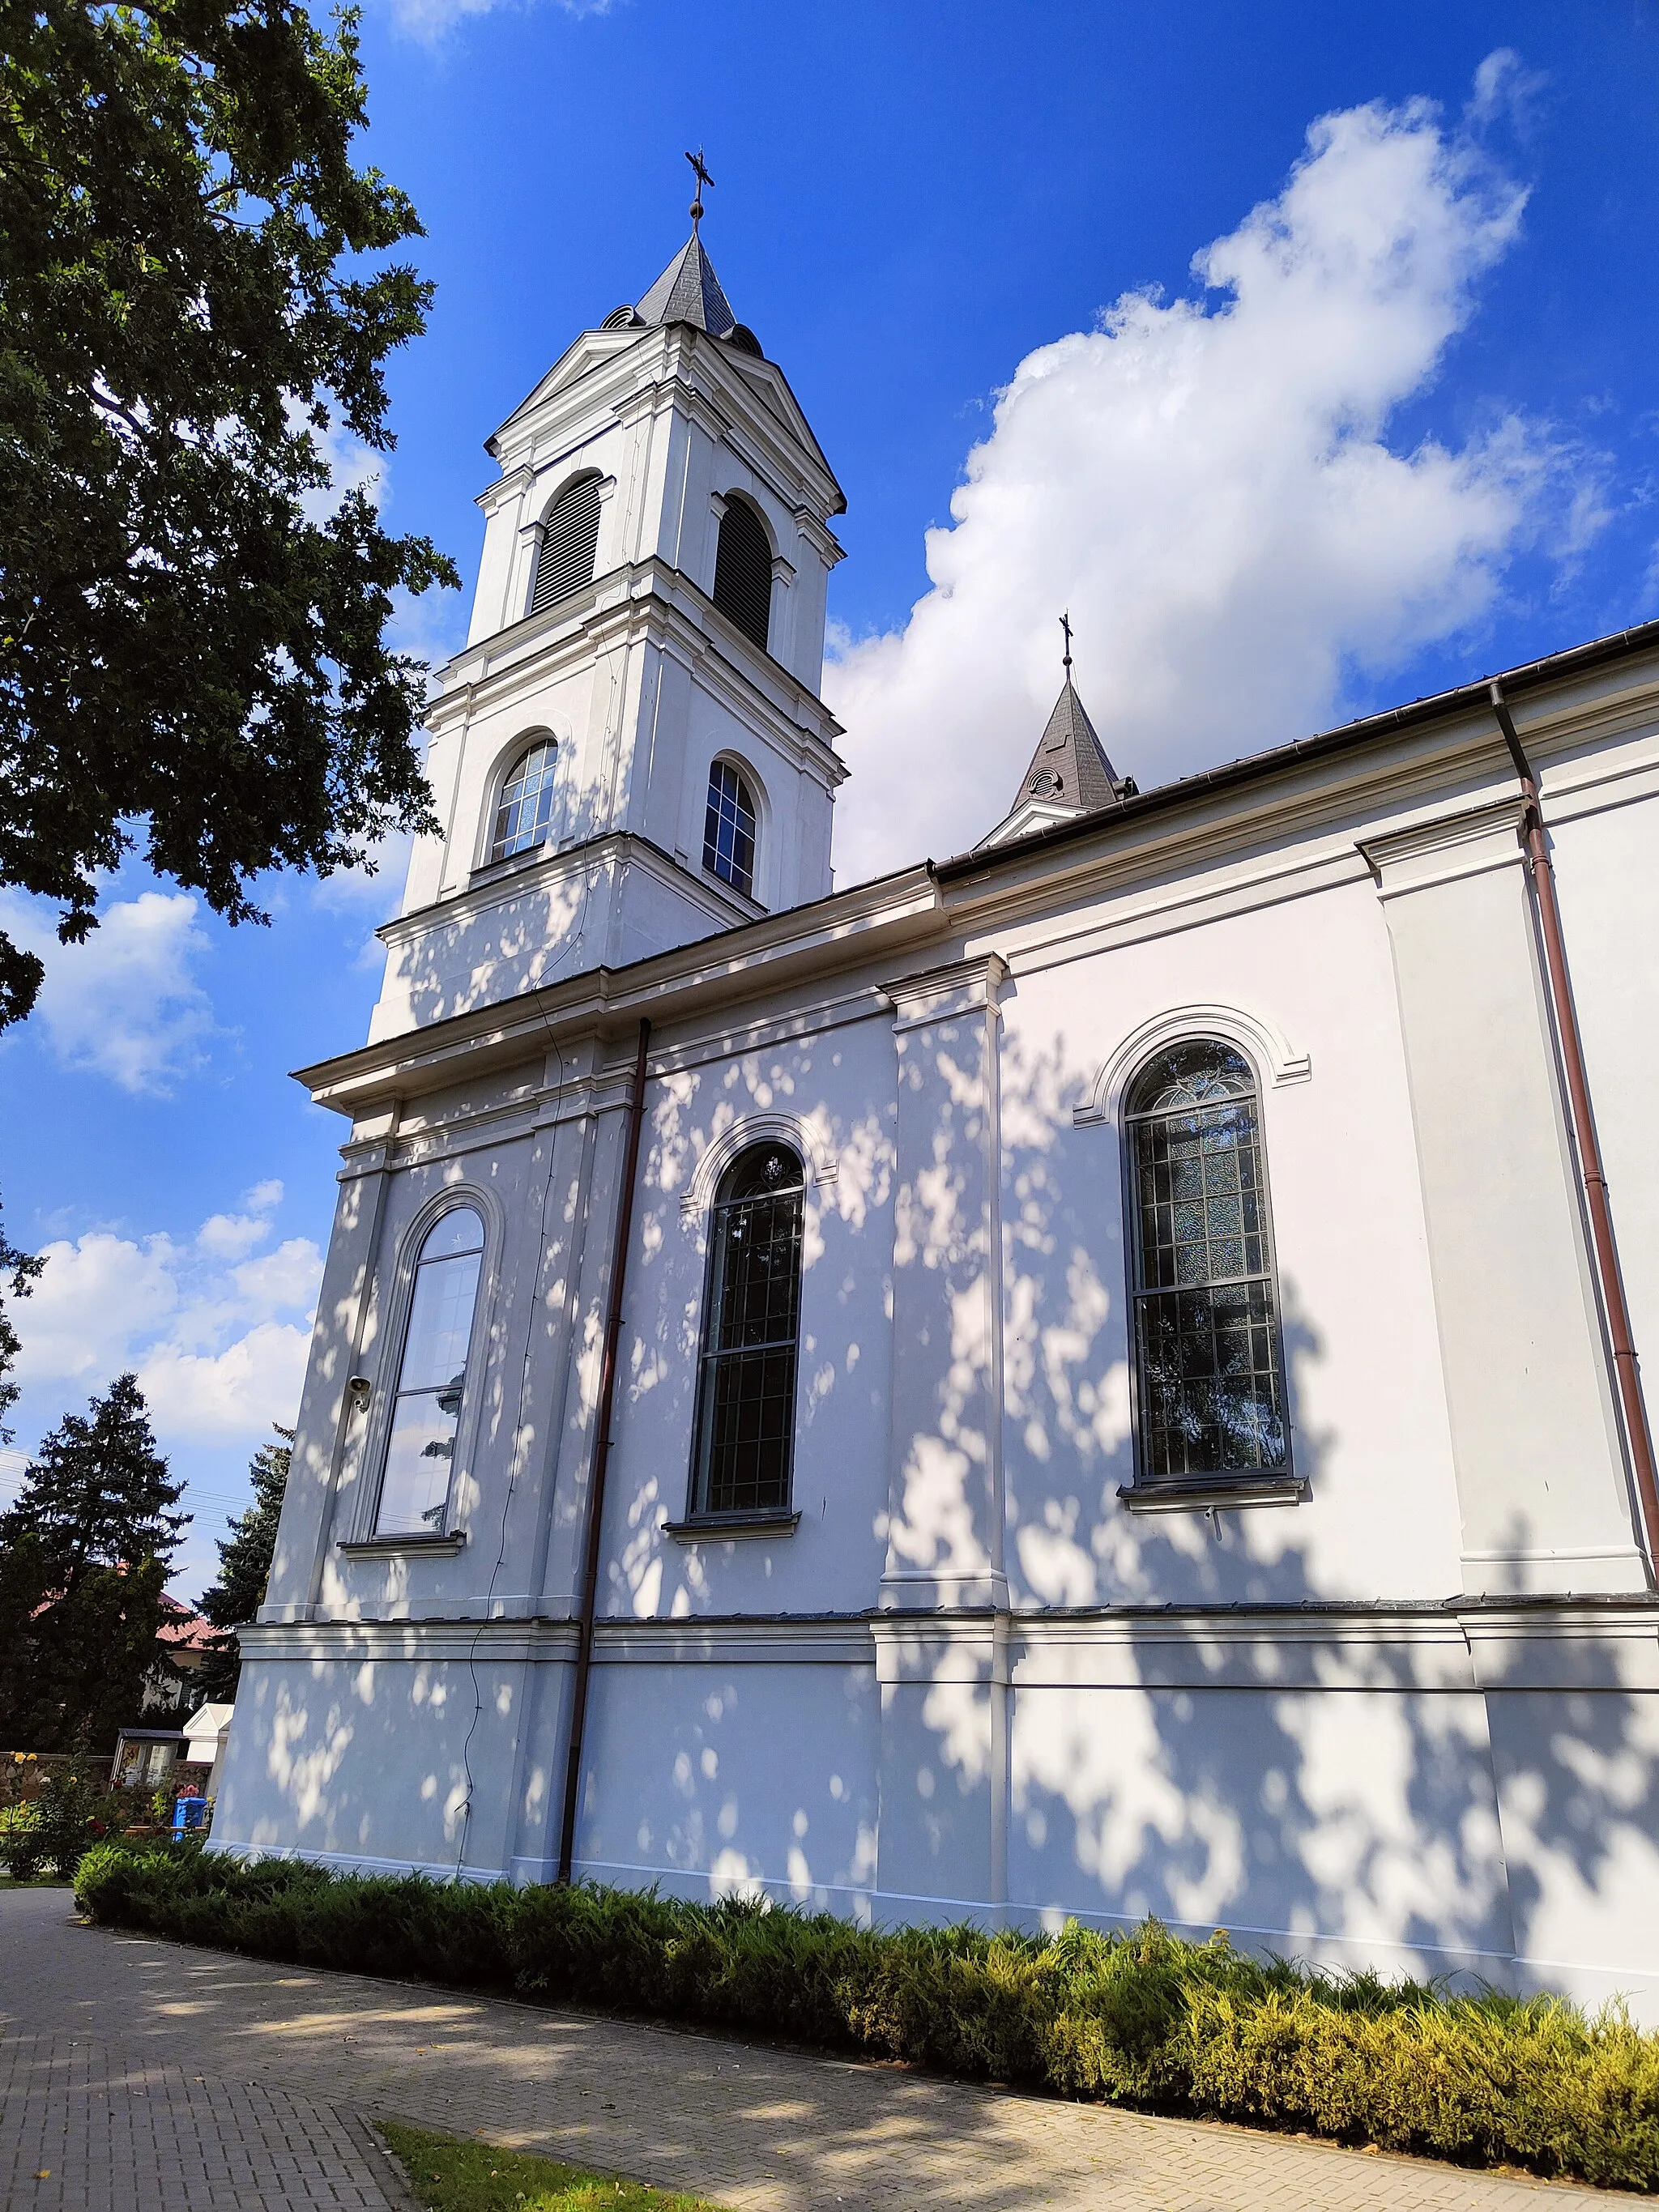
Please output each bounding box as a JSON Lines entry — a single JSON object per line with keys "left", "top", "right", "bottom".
{"left": 663, "top": 1511, "right": 800, "bottom": 1542}
{"left": 338, "top": 1531, "right": 468, "bottom": 1558}
{"left": 467, "top": 846, "right": 553, "bottom": 893}
{"left": 1117, "top": 1477, "right": 1307, "bottom": 1515}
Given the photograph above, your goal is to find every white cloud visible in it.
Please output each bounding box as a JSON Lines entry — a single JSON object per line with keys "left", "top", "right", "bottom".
{"left": 386, "top": 0, "right": 607, "bottom": 40}
{"left": 136, "top": 1320, "right": 316, "bottom": 1443}
{"left": 1467, "top": 49, "right": 1547, "bottom": 134}
{"left": 13, "top": 1197, "right": 322, "bottom": 1446}
{"left": 290, "top": 399, "right": 385, "bottom": 525}
{"left": 826, "top": 76, "right": 1601, "bottom": 882}
{"left": 385, "top": 582, "right": 467, "bottom": 683}
{"left": 0, "top": 889, "right": 222, "bottom": 1094}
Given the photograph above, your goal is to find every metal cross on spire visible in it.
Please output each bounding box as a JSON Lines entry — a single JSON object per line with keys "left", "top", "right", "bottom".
{"left": 1060, "top": 610, "right": 1073, "bottom": 675}
{"left": 685, "top": 147, "right": 714, "bottom": 232}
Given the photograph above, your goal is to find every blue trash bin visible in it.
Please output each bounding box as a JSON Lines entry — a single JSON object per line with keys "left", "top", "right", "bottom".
{"left": 171, "top": 1796, "right": 208, "bottom": 1835}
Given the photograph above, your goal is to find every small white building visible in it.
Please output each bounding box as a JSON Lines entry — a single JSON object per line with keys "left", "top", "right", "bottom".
{"left": 215, "top": 218, "right": 1659, "bottom": 2019}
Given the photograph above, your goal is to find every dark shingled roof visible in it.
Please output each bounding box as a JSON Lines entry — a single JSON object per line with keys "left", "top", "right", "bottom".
{"left": 636, "top": 235, "right": 737, "bottom": 338}
{"left": 1008, "top": 677, "right": 1128, "bottom": 819}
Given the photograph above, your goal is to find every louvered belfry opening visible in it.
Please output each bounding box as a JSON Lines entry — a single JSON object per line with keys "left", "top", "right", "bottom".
{"left": 711, "top": 497, "right": 773, "bottom": 652}
{"left": 529, "top": 473, "right": 603, "bottom": 617}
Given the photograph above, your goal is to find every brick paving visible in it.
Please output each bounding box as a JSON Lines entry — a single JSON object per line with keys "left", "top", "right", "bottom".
{"left": 0, "top": 2025, "right": 416, "bottom": 2212}
{"left": 0, "top": 1884, "right": 1632, "bottom": 2210}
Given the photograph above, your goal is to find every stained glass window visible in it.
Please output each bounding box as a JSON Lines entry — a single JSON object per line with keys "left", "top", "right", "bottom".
{"left": 375, "top": 1206, "right": 485, "bottom": 1536}
{"left": 490, "top": 741, "right": 557, "bottom": 862}
{"left": 690, "top": 1144, "right": 804, "bottom": 1516}
{"left": 702, "top": 760, "right": 757, "bottom": 899}
{"left": 1125, "top": 1042, "right": 1289, "bottom": 1484}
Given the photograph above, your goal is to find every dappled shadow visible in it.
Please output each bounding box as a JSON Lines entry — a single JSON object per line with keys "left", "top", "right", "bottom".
{"left": 239, "top": 932, "right": 1659, "bottom": 2021}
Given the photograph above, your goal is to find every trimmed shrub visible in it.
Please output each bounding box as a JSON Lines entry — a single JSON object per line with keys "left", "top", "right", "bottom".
{"left": 0, "top": 1806, "right": 46, "bottom": 1882}
{"left": 73, "top": 1846, "right": 1659, "bottom": 2192}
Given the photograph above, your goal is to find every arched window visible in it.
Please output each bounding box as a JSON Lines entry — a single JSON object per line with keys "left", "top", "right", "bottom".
{"left": 690, "top": 1143, "right": 804, "bottom": 1517}
{"left": 702, "top": 759, "right": 757, "bottom": 899}
{"left": 489, "top": 740, "right": 557, "bottom": 862}
{"left": 1124, "top": 1041, "right": 1289, "bottom": 1486}
{"left": 528, "top": 472, "right": 603, "bottom": 617}
{"left": 375, "top": 1207, "right": 486, "bottom": 1537}
{"left": 710, "top": 496, "right": 772, "bottom": 650}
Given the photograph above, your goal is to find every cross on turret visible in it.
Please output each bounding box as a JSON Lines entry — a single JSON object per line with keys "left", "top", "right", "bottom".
{"left": 686, "top": 147, "right": 714, "bottom": 232}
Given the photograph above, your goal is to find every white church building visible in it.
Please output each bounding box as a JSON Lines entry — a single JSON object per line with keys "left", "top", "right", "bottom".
{"left": 217, "top": 214, "right": 1659, "bottom": 2018}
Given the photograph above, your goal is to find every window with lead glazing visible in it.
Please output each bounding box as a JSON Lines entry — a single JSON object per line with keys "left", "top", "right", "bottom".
{"left": 691, "top": 1144, "right": 804, "bottom": 1516}
{"left": 1125, "top": 1041, "right": 1289, "bottom": 1485}
{"left": 375, "top": 1207, "right": 485, "bottom": 1536}
{"left": 490, "top": 741, "right": 557, "bottom": 862}
{"left": 702, "top": 760, "right": 757, "bottom": 898}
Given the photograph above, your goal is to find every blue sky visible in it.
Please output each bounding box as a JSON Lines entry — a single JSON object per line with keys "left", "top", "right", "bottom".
{"left": 4, "top": 0, "right": 1659, "bottom": 1596}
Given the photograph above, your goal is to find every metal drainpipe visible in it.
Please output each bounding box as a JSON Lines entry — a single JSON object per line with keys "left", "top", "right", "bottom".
{"left": 557, "top": 1015, "right": 652, "bottom": 1885}
{"left": 1490, "top": 679, "right": 1659, "bottom": 1570}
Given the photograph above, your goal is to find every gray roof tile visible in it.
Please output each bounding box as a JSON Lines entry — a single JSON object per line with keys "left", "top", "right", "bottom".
{"left": 1008, "top": 678, "right": 1128, "bottom": 818}
{"left": 636, "top": 235, "right": 737, "bottom": 337}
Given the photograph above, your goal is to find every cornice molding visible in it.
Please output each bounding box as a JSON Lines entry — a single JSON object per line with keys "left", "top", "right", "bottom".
{"left": 889, "top": 953, "right": 1010, "bottom": 1034}
{"left": 375, "top": 831, "right": 746, "bottom": 954}
{"left": 424, "top": 558, "right": 847, "bottom": 780}
{"left": 1358, "top": 795, "right": 1529, "bottom": 899}
{"left": 293, "top": 865, "right": 942, "bottom": 1115}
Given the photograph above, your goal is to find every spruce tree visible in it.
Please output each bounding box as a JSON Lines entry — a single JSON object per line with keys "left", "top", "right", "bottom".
{"left": 196, "top": 1426, "right": 291, "bottom": 1703}
{"left": 0, "top": 1373, "right": 188, "bottom": 1750}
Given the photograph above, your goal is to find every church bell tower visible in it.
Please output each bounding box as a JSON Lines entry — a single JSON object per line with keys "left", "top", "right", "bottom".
{"left": 370, "top": 178, "right": 847, "bottom": 1042}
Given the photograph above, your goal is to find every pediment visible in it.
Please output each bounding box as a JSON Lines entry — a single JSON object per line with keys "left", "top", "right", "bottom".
{"left": 719, "top": 352, "right": 840, "bottom": 498}
{"left": 975, "top": 797, "right": 1085, "bottom": 850}
{"left": 489, "top": 328, "right": 642, "bottom": 449}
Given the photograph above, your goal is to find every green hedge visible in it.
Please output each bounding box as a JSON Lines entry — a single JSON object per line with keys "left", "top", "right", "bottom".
{"left": 74, "top": 1843, "right": 1659, "bottom": 2192}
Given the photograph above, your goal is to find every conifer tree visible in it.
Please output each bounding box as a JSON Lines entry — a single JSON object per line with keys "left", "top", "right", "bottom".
{"left": 196, "top": 1426, "right": 291, "bottom": 1703}
{"left": 0, "top": 1373, "right": 188, "bottom": 1751}
{"left": 0, "top": 1196, "right": 41, "bottom": 1447}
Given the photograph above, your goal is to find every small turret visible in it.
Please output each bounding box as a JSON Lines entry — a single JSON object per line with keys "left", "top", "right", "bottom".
{"left": 979, "top": 620, "right": 1134, "bottom": 848}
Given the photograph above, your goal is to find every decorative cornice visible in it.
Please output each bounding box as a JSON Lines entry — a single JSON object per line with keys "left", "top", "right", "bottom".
{"left": 888, "top": 953, "right": 1010, "bottom": 1034}
{"left": 424, "top": 557, "right": 846, "bottom": 782}
{"left": 1358, "top": 795, "right": 1529, "bottom": 897}
{"left": 375, "top": 831, "right": 746, "bottom": 954}
{"left": 292, "top": 864, "right": 942, "bottom": 1115}
{"left": 475, "top": 463, "right": 535, "bottom": 518}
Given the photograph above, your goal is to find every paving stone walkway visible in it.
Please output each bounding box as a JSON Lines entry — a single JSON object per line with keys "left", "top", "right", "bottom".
{"left": 0, "top": 2029, "right": 416, "bottom": 2211}
{"left": 0, "top": 1885, "right": 1633, "bottom": 2211}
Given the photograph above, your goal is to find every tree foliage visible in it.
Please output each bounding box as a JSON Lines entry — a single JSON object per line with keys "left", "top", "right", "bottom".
{"left": 0, "top": 1192, "right": 42, "bottom": 1444}
{"left": 196, "top": 1422, "right": 289, "bottom": 1701}
{"left": 0, "top": 0, "right": 458, "bottom": 1029}
{"left": 0, "top": 1371, "right": 188, "bottom": 1750}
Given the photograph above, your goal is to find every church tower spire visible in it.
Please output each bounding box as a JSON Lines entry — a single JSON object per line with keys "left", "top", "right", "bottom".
{"left": 369, "top": 177, "right": 847, "bottom": 1042}
{"left": 978, "top": 619, "right": 1134, "bottom": 850}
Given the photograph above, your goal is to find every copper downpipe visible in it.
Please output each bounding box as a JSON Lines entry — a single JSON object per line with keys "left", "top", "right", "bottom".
{"left": 557, "top": 1015, "right": 652, "bottom": 1884}
{"left": 1490, "top": 680, "right": 1659, "bottom": 1571}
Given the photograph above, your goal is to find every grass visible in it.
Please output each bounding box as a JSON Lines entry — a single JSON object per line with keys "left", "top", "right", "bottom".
{"left": 377, "top": 2120, "right": 731, "bottom": 2212}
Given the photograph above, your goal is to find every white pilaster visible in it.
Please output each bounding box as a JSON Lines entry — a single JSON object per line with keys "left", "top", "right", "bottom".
{"left": 1362, "top": 801, "right": 1648, "bottom": 1595}
{"left": 881, "top": 955, "right": 1011, "bottom": 1611}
